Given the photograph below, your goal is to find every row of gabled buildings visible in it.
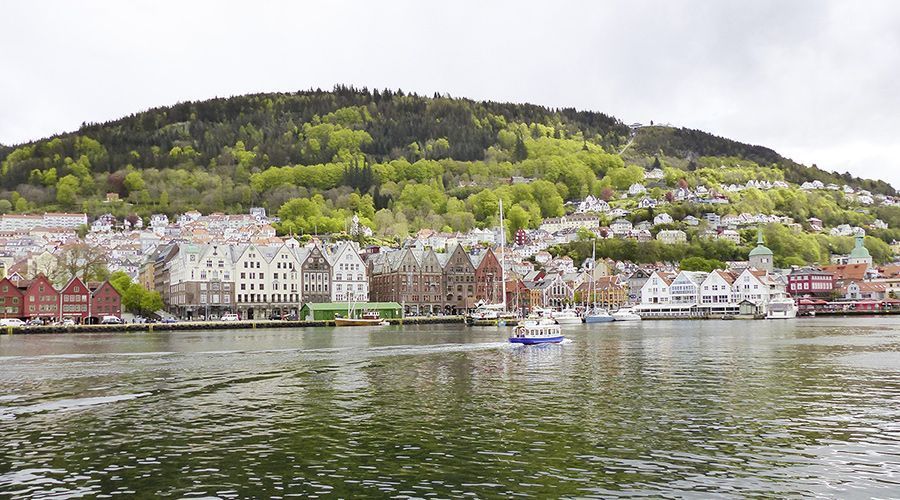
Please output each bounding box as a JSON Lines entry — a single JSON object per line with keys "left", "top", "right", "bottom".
{"left": 145, "top": 238, "right": 370, "bottom": 320}
{"left": 367, "top": 245, "right": 504, "bottom": 316}
{"left": 636, "top": 267, "right": 786, "bottom": 316}
{"left": 504, "top": 270, "right": 628, "bottom": 314}
{"left": 0, "top": 274, "right": 121, "bottom": 323}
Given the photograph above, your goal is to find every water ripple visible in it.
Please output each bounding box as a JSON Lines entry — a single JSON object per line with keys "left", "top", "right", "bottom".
{"left": 0, "top": 319, "right": 897, "bottom": 497}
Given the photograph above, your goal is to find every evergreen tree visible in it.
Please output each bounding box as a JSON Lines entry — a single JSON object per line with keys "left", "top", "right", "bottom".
{"left": 513, "top": 136, "right": 528, "bottom": 162}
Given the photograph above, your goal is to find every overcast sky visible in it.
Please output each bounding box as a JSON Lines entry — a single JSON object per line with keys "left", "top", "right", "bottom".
{"left": 2, "top": 0, "right": 898, "bottom": 187}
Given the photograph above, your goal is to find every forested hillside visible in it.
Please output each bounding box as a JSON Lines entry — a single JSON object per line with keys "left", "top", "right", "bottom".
{"left": 629, "top": 127, "right": 894, "bottom": 195}
{"left": 0, "top": 86, "right": 895, "bottom": 247}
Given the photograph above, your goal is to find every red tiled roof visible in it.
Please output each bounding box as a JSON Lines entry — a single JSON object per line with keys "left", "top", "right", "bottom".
{"left": 715, "top": 269, "right": 737, "bottom": 284}
{"left": 822, "top": 264, "right": 868, "bottom": 282}
{"left": 879, "top": 264, "right": 900, "bottom": 278}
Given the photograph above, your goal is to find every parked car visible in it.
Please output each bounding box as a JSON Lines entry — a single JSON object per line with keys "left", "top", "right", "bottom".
{"left": 220, "top": 313, "right": 240, "bottom": 322}
{"left": 268, "top": 312, "right": 298, "bottom": 321}
{"left": 161, "top": 318, "right": 178, "bottom": 324}
{"left": 0, "top": 318, "right": 25, "bottom": 327}
{"left": 62, "top": 318, "right": 76, "bottom": 326}
{"left": 26, "top": 319, "right": 44, "bottom": 326}
{"left": 101, "top": 315, "right": 123, "bottom": 324}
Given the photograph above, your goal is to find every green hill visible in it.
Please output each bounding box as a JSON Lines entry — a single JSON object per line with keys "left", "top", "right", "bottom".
{"left": 627, "top": 126, "right": 893, "bottom": 195}
{"left": 0, "top": 86, "right": 895, "bottom": 241}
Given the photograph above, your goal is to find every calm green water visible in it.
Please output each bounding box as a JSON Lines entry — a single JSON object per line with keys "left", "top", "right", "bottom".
{"left": 1, "top": 318, "right": 899, "bottom": 498}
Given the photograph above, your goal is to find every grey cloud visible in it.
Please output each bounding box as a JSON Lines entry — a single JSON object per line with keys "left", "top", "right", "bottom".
{"left": 0, "top": 0, "right": 897, "bottom": 187}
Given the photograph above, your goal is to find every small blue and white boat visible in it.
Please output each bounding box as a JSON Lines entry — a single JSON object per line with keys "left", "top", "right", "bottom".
{"left": 509, "top": 319, "right": 564, "bottom": 345}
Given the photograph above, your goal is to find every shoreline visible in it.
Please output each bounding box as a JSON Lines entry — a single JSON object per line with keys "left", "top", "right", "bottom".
{"left": 2, "top": 315, "right": 465, "bottom": 335}
{"left": 3, "top": 310, "right": 898, "bottom": 335}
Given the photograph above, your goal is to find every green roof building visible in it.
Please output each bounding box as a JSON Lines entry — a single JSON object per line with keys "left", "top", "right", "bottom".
{"left": 847, "top": 233, "right": 872, "bottom": 266}
{"left": 748, "top": 227, "right": 774, "bottom": 272}
{"left": 299, "top": 302, "right": 403, "bottom": 321}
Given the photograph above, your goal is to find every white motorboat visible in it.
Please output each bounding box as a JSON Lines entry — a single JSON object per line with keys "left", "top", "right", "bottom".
{"left": 584, "top": 307, "right": 614, "bottom": 323}
{"left": 551, "top": 308, "right": 582, "bottom": 325}
{"left": 468, "top": 306, "right": 500, "bottom": 321}
{"left": 766, "top": 296, "right": 798, "bottom": 319}
{"left": 611, "top": 307, "right": 642, "bottom": 321}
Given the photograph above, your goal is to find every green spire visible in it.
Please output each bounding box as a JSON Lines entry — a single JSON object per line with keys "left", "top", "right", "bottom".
{"left": 749, "top": 226, "right": 773, "bottom": 257}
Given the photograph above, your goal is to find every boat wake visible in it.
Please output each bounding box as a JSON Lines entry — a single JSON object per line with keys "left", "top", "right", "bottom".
{"left": 0, "top": 392, "right": 152, "bottom": 420}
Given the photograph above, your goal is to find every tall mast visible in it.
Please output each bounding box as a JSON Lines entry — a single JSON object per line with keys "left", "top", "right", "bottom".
{"left": 591, "top": 238, "right": 596, "bottom": 308}
{"left": 499, "top": 198, "right": 507, "bottom": 312}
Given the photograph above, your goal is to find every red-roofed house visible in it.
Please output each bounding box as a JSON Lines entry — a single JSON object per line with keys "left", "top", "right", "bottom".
{"left": 474, "top": 248, "right": 503, "bottom": 304}
{"left": 59, "top": 277, "right": 91, "bottom": 323}
{"left": 24, "top": 274, "right": 59, "bottom": 320}
{"left": 822, "top": 264, "right": 868, "bottom": 286}
{"left": 842, "top": 281, "right": 889, "bottom": 301}
{"left": 0, "top": 277, "right": 24, "bottom": 318}
{"left": 90, "top": 281, "right": 122, "bottom": 321}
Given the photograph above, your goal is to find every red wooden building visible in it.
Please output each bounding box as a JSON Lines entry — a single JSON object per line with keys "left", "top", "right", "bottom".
{"left": 473, "top": 248, "right": 503, "bottom": 304}
{"left": 90, "top": 280, "right": 122, "bottom": 320}
{"left": 0, "top": 277, "right": 24, "bottom": 318}
{"left": 23, "top": 274, "right": 59, "bottom": 320}
{"left": 504, "top": 278, "right": 531, "bottom": 316}
{"left": 59, "top": 277, "right": 91, "bottom": 323}
{"left": 787, "top": 268, "right": 835, "bottom": 297}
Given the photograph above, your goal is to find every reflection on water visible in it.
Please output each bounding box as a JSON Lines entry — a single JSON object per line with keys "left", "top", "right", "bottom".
{"left": 0, "top": 318, "right": 898, "bottom": 497}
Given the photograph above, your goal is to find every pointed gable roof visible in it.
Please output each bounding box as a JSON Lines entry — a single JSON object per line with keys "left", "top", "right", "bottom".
{"left": 61, "top": 275, "right": 88, "bottom": 292}
{"left": 0, "top": 276, "right": 24, "bottom": 296}
{"left": 713, "top": 269, "right": 737, "bottom": 285}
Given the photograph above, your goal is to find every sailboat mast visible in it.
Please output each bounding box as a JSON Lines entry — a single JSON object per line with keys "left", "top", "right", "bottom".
{"left": 499, "top": 199, "right": 507, "bottom": 313}
{"left": 591, "top": 239, "right": 596, "bottom": 308}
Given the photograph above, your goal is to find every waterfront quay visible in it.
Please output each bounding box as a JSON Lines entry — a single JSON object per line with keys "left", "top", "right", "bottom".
{"left": 6, "top": 309, "right": 899, "bottom": 335}
{"left": 2, "top": 315, "right": 465, "bottom": 334}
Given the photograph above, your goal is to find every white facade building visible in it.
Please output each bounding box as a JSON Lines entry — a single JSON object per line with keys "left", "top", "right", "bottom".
{"left": 640, "top": 271, "right": 674, "bottom": 305}
{"left": 656, "top": 230, "right": 687, "bottom": 244}
{"left": 653, "top": 213, "right": 674, "bottom": 225}
{"left": 610, "top": 219, "right": 633, "bottom": 234}
{"left": 669, "top": 271, "right": 707, "bottom": 304}
{"left": 329, "top": 242, "right": 369, "bottom": 302}
{"left": 699, "top": 270, "right": 736, "bottom": 305}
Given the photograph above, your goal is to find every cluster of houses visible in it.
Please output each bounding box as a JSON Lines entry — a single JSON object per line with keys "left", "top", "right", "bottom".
{"left": 3, "top": 225, "right": 896, "bottom": 322}
{"left": 146, "top": 238, "right": 370, "bottom": 320}
{"left": 529, "top": 209, "right": 798, "bottom": 249}
{"left": 634, "top": 231, "right": 900, "bottom": 316}
{"left": 0, "top": 274, "right": 121, "bottom": 324}
{"left": 798, "top": 180, "right": 898, "bottom": 206}
{"left": 0, "top": 209, "right": 282, "bottom": 283}
{"left": 142, "top": 235, "right": 631, "bottom": 320}
{"left": 0, "top": 169, "right": 897, "bottom": 322}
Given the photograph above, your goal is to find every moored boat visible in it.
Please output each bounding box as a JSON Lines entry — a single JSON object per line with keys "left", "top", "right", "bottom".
{"left": 334, "top": 310, "right": 389, "bottom": 326}
{"left": 551, "top": 308, "right": 582, "bottom": 325}
{"left": 467, "top": 304, "right": 501, "bottom": 322}
{"left": 611, "top": 307, "right": 642, "bottom": 321}
{"left": 766, "top": 296, "right": 798, "bottom": 319}
{"left": 584, "top": 307, "right": 614, "bottom": 323}
{"left": 509, "top": 320, "right": 564, "bottom": 345}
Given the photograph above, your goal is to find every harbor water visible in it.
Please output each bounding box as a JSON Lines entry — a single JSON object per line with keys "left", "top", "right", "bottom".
{"left": 1, "top": 318, "right": 899, "bottom": 497}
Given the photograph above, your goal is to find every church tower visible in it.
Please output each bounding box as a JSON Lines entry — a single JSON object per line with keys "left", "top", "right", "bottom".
{"left": 748, "top": 227, "right": 774, "bottom": 272}
{"left": 847, "top": 231, "right": 872, "bottom": 266}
